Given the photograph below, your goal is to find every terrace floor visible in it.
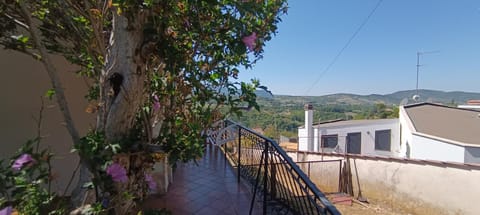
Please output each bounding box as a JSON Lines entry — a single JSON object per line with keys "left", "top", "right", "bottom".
{"left": 143, "top": 144, "right": 262, "bottom": 215}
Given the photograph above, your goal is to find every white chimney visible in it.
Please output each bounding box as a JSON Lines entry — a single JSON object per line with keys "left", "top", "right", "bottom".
{"left": 304, "top": 104, "right": 314, "bottom": 151}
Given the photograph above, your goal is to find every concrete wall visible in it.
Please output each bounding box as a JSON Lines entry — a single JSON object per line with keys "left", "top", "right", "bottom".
{"left": 465, "top": 146, "right": 480, "bottom": 163}
{"left": 0, "top": 50, "right": 94, "bottom": 193}
{"left": 411, "top": 134, "right": 465, "bottom": 163}
{"left": 288, "top": 151, "right": 480, "bottom": 215}
{"left": 314, "top": 120, "right": 400, "bottom": 157}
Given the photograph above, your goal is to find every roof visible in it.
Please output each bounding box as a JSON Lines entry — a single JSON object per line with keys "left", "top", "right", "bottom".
{"left": 467, "top": 100, "right": 480, "bottom": 105}
{"left": 404, "top": 103, "right": 480, "bottom": 146}
{"left": 297, "top": 118, "right": 398, "bottom": 129}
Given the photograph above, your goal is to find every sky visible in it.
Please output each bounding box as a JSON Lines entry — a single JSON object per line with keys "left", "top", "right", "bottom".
{"left": 239, "top": 0, "right": 480, "bottom": 96}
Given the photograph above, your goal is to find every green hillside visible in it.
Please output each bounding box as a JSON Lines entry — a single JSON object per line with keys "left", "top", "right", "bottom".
{"left": 238, "top": 89, "right": 480, "bottom": 140}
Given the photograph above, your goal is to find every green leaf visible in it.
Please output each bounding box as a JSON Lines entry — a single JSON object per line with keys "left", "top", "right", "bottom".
{"left": 11, "top": 35, "right": 29, "bottom": 44}
{"left": 210, "top": 72, "right": 220, "bottom": 80}
{"left": 45, "top": 89, "right": 55, "bottom": 100}
{"left": 82, "top": 182, "right": 94, "bottom": 189}
{"left": 257, "top": 85, "right": 273, "bottom": 96}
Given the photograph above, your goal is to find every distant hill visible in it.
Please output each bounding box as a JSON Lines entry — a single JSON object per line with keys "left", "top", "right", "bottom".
{"left": 265, "top": 89, "right": 480, "bottom": 106}
{"left": 255, "top": 89, "right": 274, "bottom": 99}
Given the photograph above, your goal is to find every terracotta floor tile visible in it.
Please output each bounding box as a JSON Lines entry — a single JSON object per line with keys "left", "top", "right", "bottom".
{"left": 144, "top": 144, "right": 262, "bottom": 214}
{"left": 192, "top": 206, "right": 213, "bottom": 215}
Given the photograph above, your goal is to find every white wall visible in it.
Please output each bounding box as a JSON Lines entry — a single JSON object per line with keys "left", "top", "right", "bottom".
{"left": 411, "top": 134, "right": 465, "bottom": 163}
{"left": 315, "top": 120, "right": 400, "bottom": 157}
{"left": 305, "top": 109, "right": 313, "bottom": 151}
{"left": 400, "top": 105, "right": 466, "bottom": 163}
{"left": 289, "top": 152, "right": 480, "bottom": 215}
{"left": 299, "top": 127, "right": 320, "bottom": 152}
{"left": 399, "top": 108, "right": 414, "bottom": 158}
{"left": 298, "top": 128, "right": 308, "bottom": 151}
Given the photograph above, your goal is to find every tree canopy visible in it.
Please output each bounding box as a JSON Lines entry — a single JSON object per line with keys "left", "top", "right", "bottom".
{"left": 0, "top": 0, "right": 287, "bottom": 213}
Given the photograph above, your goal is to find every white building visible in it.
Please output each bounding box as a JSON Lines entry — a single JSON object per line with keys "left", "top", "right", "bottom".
{"left": 457, "top": 99, "right": 480, "bottom": 110}
{"left": 399, "top": 103, "right": 480, "bottom": 163}
{"left": 298, "top": 103, "right": 480, "bottom": 163}
{"left": 298, "top": 107, "right": 399, "bottom": 157}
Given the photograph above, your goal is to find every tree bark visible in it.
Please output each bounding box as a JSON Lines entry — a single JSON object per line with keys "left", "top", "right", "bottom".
{"left": 71, "top": 11, "right": 147, "bottom": 209}
{"left": 98, "top": 12, "right": 146, "bottom": 142}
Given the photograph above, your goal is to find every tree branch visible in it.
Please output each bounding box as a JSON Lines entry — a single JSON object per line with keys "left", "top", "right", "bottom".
{"left": 4, "top": 13, "right": 29, "bottom": 30}
{"left": 33, "top": 96, "right": 44, "bottom": 152}
{"left": 83, "top": 0, "right": 106, "bottom": 56}
{"left": 0, "top": 40, "right": 43, "bottom": 59}
{"left": 63, "top": 0, "right": 106, "bottom": 56}
{"left": 18, "top": 2, "right": 81, "bottom": 146}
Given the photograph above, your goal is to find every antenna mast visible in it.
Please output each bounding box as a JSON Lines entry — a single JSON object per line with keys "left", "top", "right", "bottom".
{"left": 414, "top": 50, "right": 439, "bottom": 102}
{"left": 416, "top": 52, "right": 420, "bottom": 96}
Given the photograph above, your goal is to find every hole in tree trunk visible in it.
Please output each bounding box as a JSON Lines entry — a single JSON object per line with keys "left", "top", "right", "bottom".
{"left": 109, "top": 72, "right": 124, "bottom": 98}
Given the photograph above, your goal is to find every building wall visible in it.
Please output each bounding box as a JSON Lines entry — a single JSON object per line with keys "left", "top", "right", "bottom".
{"left": 314, "top": 120, "right": 400, "bottom": 157}
{"left": 411, "top": 134, "right": 465, "bottom": 163}
{"left": 464, "top": 146, "right": 480, "bottom": 163}
{"left": 298, "top": 128, "right": 308, "bottom": 151}
{"left": 399, "top": 107, "right": 413, "bottom": 158}
{"left": 0, "top": 50, "right": 94, "bottom": 193}
{"left": 298, "top": 127, "right": 319, "bottom": 152}
{"left": 288, "top": 151, "right": 480, "bottom": 215}
{"left": 399, "top": 105, "right": 475, "bottom": 163}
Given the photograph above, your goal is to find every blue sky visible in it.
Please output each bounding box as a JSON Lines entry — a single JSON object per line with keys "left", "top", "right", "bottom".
{"left": 240, "top": 0, "right": 480, "bottom": 96}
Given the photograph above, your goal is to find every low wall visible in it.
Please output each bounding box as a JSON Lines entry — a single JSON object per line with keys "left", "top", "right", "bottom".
{"left": 288, "top": 151, "right": 480, "bottom": 215}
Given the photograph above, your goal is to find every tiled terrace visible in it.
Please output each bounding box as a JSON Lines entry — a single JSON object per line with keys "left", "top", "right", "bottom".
{"left": 144, "top": 143, "right": 262, "bottom": 214}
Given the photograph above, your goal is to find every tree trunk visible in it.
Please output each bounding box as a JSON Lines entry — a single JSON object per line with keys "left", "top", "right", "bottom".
{"left": 98, "top": 13, "right": 146, "bottom": 141}
{"left": 72, "top": 12, "right": 147, "bottom": 209}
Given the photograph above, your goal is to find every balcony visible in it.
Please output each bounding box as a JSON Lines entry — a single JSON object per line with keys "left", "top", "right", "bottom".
{"left": 144, "top": 120, "right": 340, "bottom": 215}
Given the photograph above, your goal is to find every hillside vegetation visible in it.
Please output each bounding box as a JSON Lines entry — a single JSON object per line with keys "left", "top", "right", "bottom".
{"left": 231, "top": 89, "right": 480, "bottom": 140}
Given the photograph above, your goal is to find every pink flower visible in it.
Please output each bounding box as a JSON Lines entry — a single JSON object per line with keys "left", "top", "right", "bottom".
{"left": 242, "top": 32, "right": 257, "bottom": 51}
{"left": 0, "top": 206, "right": 12, "bottom": 215}
{"left": 153, "top": 94, "right": 160, "bottom": 111}
{"left": 106, "top": 163, "right": 128, "bottom": 183}
{"left": 12, "top": 154, "right": 34, "bottom": 171}
{"left": 145, "top": 173, "right": 157, "bottom": 191}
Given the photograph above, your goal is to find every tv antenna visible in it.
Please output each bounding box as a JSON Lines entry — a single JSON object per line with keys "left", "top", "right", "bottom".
{"left": 414, "top": 50, "right": 440, "bottom": 101}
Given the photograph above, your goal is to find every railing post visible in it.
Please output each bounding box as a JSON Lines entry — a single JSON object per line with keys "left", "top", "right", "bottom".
{"left": 223, "top": 143, "right": 226, "bottom": 166}
{"left": 263, "top": 140, "right": 268, "bottom": 215}
{"left": 238, "top": 126, "right": 241, "bottom": 183}
{"left": 338, "top": 160, "right": 343, "bottom": 193}
{"left": 270, "top": 162, "right": 277, "bottom": 200}
{"left": 308, "top": 162, "right": 311, "bottom": 178}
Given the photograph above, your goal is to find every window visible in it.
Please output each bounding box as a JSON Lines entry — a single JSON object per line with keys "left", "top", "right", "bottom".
{"left": 375, "top": 129, "right": 391, "bottom": 151}
{"left": 347, "top": 132, "right": 361, "bottom": 154}
{"left": 321, "top": 135, "right": 338, "bottom": 148}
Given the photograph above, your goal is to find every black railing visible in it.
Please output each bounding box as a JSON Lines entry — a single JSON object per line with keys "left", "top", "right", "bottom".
{"left": 211, "top": 120, "right": 341, "bottom": 215}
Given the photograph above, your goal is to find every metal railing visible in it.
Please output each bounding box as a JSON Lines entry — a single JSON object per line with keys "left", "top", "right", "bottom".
{"left": 210, "top": 120, "right": 341, "bottom": 215}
